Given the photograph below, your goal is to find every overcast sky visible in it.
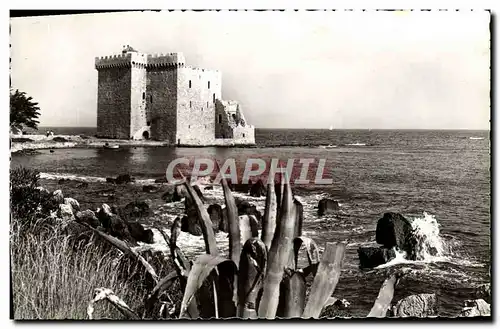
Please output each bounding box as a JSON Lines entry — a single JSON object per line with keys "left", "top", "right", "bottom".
{"left": 10, "top": 10, "right": 490, "bottom": 129}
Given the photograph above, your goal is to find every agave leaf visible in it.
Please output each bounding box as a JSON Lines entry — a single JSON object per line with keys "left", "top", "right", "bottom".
{"left": 261, "top": 180, "right": 277, "bottom": 249}
{"left": 217, "top": 161, "right": 241, "bottom": 266}
{"left": 293, "top": 197, "right": 304, "bottom": 238}
{"left": 79, "top": 222, "right": 159, "bottom": 284}
{"left": 169, "top": 218, "right": 191, "bottom": 275}
{"left": 302, "top": 242, "right": 346, "bottom": 319}
{"left": 258, "top": 172, "right": 296, "bottom": 319}
{"left": 367, "top": 274, "right": 399, "bottom": 318}
{"left": 179, "top": 254, "right": 238, "bottom": 319}
{"left": 178, "top": 169, "right": 218, "bottom": 256}
{"left": 292, "top": 236, "right": 320, "bottom": 271}
{"left": 238, "top": 238, "right": 267, "bottom": 318}
{"left": 144, "top": 271, "right": 178, "bottom": 319}
{"left": 87, "top": 287, "right": 140, "bottom": 320}
{"left": 239, "top": 214, "right": 259, "bottom": 247}
{"left": 277, "top": 269, "right": 306, "bottom": 319}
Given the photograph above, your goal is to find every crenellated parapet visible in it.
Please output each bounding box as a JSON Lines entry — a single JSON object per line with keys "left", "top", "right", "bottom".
{"left": 147, "top": 52, "right": 186, "bottom": 68}
{"left": 95, "top": 52, "right": 148, "bottom": 69}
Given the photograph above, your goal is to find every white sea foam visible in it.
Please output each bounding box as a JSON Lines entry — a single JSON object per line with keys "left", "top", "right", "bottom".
{"left": 469, "top": 137, "right": 485, "bottom": 140}
{"left": 346, "top": 143, "right": 366, "bottom": 146}
{"left": 40, "top": 172, "right": 107, "bottom": 183}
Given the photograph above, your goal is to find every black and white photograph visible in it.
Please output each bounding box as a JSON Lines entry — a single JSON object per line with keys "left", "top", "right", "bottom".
{"left": 8, "top": 9, "right": 491, "bottom": 320}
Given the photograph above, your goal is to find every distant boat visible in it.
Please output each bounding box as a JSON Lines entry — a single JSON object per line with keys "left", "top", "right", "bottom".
{"left": 103, "top": 142, "right": 119, "bottom": 149}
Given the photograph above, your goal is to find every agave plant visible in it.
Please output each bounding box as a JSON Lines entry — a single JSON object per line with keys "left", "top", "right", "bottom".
{"left": 86, "top": 168, "right": 401, "bottom": 320}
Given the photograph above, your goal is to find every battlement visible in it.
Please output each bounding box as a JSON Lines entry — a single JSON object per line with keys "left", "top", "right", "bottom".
{"left": 147, "top": 52, "right": 186, "bottom": 68}
{"left": 95, "top": 52, "right": 148, "bottom": 69}
{"left": 184, "top": 65, "right": 220, "bottom": 73}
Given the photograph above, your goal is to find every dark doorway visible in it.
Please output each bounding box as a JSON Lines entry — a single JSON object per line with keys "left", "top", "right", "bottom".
{"left": 142, "top": 131, "right": 150, "bottom": 140}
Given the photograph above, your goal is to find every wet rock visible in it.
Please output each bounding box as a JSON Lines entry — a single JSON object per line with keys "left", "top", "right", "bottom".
{"left": 207, "top": 204, "right": 225, "bottom": 233}
{"left": 181, "top": 214, "right": 203, "bottom": 236}
{"left": 236, "top": 199, "right": 262, "bottom": 225}
{"left": 52, "top": 189, "right": 64, "bottom": 204}
{"left": 75, "top": 209, "right": 100, "bottom": 228}
{"left": 249, "top": 179, "right": 267, "bottom": 197}
{"left": 173, "top": 185, "right": 186, "bottom": 202}
{"left": 154, "top": 177, "right": 168, "bottom": 183}
{"left": 115, "top": 174, "right": 133, "bottom": 184}
{"left": 474, "top": 283, "right": 491, "bottom": 303}
{"left": 376, "top": 212, "right": 416, "bottom": 260}
{"left": 460, "top": 299, "right": 490, "bottom": 317}
{"left": 392, "top": 293, "right": 437, "bottom": 317}
{"left": 58, "top": 178, "right": 69, "bottom": 185}
{"left": 127, "top": 221, "right": 155, "bottom": 244}
{"left": 109, "top": 214, "right": 135, "bottom": 244}
{"left": 142, "top": 185, "right": 159, "bottom": 193}
{"left": 35, "top": 186, "right": 50, "bottom": 194}
{"left": 96, "top": 204, "right": 115, "bottom": 228}
{"left": 121, "top": 200, "right": 151, "bottom": 221}
{"left": 357, "top": 246, "right": 396, "bottom": 269}
{"left": 64, "top": 197, "right": 80, "bottom": 212}
{"left": 106, "top": 177, "right": 116, "bottom": 184}
{"left": 58, "top": 203, "right": 75, "bottom": 221}
{"left": 317, "top": 198, "right": 339, "bottom": 216}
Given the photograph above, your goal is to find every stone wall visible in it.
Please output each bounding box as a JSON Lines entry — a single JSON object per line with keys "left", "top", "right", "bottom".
{"left": 176, "top": 67, "right": 222, "bottom": 145}
{"left": 130, "top": 63, "right": 148, "bottom": 138}
{"left": 96, "top": 67, "right": 131, "bottom": 139}
{"left": 146, "top": 67, "right": 178, "bottom": 143}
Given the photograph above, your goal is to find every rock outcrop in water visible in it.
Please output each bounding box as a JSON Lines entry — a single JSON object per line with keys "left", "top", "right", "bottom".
{"left": 391, "top": 293, "right": 437, "bottom": 317}
{"left": 317, "top": 198, "right": 339, "bottom": 216}
{"left": 236, "top": 199, "right": 262, "bottom": 226}
{"left": 357, "top": 247, "right": 396, "bottom": 269}
{"left": 376, "top": 212, "right": 417, "bottom": 260}
{"left": 249, "top": 179, "right": 267, "bottom": 197}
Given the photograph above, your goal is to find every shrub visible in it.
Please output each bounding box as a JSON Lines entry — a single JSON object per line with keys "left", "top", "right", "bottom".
{"left": 10, "top": 167, "right": 58, "bottom": 228}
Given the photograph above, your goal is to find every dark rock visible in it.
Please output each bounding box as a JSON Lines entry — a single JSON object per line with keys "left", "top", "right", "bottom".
{"left": 392, "top": 293, "right": 437, "bottom": 318}
{"left": 207, "top": 204, "right": 225, "bottom": 233}
{"left": 236, "top": 199, "right": 262, "bottom": 226}
{"left": 96, "top": 204, "right": 116, "bottom": 228}
{"left": 120, "top": 200, "right": 151, "bottom": 221}
{"left": 204, "top": 185, "right": 214, "bottom": 190}
{"left": 173, "top": 185, "right": 186, "bottom": 202}
{"left": 142, "top": 185, "right": 158, "bottom": 193}
{"left": 128, "top": 221, "right": 155, "bottom": 244}
{"left": 75, "top": 209, "right": 100, "bottom": 228}
{"left": 318, "top": 198, "right": 339, "bottom": 216}
{"left": 154, "top": 177, "right": 168, "bottom": 183}
{"left": 106, "top": 177, "right": 116, "bottom": 184}
{"left": 358, "top": 247, "right": 396, "bottom": 269}
{"left": 109, "top": 214, "right": 135, "bottom": 244}
{"left": 115, "top": 174, "right": 133, "bottom": 184}
{"left": 58, "top": 178, "right": 69, "bottom": 185}
{"left": 181, "top": 215, "right": 203, "bottom": 236}
{"left": 249, "top": 179, "right": 267, "bottom": 197}
{"left": 376, "top": 212, "right": 416, "bottom": 259}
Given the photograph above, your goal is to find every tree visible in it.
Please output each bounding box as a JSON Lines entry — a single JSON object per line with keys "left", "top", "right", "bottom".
{"left": 10, "top": 89, "right": 41, "bottom": 131}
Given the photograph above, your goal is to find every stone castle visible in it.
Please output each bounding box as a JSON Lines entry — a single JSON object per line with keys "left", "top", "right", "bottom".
{"left": 95, "top": 45, "right": 255, "bottom": 146}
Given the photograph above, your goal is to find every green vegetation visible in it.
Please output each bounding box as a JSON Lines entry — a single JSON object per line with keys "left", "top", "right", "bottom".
{"left": 10, "top": 89, "right": 41, "bottom": 132}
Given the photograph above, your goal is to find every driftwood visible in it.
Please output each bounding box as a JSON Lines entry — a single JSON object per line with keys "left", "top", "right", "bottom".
{"left": 87, "top": 288, "right": 140, "bottom": 320}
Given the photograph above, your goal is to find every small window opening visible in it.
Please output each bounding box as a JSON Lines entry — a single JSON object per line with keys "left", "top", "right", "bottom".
{"left": 188, "top": 125, "right": 191, "bottom": 128}
{"left": 232, "top": 114, "right": 237, "bottom": 121}
{"left": 208, "top": 81, "right": 211, "bottom": 89}
{"left": 213, "top": 93, "right": 216, "bottom": 103}
{"left": 218, "top": 114, "right": 222, "bottom": 123}
{"left": 243, "top": 133, "right": 246, "bottom": 138}
{"left": 150, "top": 95, "right": 153, "bottom": 103}
{"left": 207, "top": 101, "right": 209, "bottom": 107}
{"left": 190, "top": 101, "right": 192, "bottom": 108}
{"left": 147, "top": 121, "right": 151, "bottom": 126}
{"left": 189, "top": 80, "right": 192, "bottom": 88}
{"left": 142, "top": 92, "right": 145, "bottom": 100}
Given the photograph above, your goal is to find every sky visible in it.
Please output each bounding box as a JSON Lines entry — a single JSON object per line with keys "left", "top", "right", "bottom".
{"left": 10, "top": 10, "right": 491, "bottom": 129}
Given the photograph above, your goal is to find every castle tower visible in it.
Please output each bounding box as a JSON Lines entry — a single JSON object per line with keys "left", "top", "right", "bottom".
{"left": 95, "top": 46, "right": 148, "bottom": 139}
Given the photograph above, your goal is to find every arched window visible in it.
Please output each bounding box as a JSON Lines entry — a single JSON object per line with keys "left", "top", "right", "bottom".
{"left": 208, "top": 81, "right": 211, "bottom": 89}
{"left": 189, "top": 80, "right": 192, "bottom": 88}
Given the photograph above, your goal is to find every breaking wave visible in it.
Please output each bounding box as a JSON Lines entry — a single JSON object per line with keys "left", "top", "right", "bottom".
{"left": 469, "top": 137, "right": 485, "bottom": 140}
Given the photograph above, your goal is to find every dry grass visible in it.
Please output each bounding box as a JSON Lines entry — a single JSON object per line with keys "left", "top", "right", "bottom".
{"left": 10, "top": 223, "right": 147, "bottom": 320}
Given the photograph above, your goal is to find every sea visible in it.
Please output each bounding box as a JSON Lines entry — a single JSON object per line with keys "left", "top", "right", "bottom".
{"left": 10, "top": 127, "right": 491, "bottom": 317}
